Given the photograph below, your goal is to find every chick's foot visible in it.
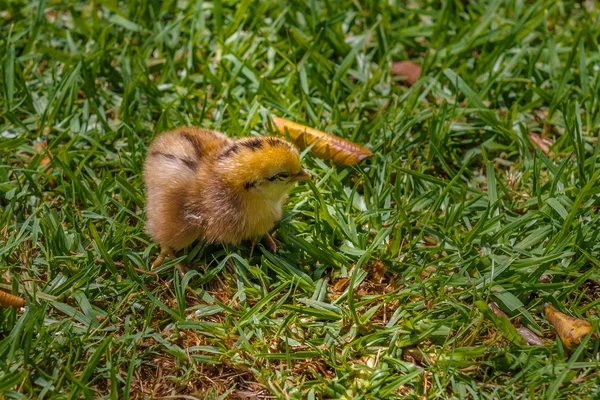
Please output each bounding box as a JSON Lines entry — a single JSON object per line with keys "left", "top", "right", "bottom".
{"left": 174, "top": 263, "right": 190, "bottom": 278}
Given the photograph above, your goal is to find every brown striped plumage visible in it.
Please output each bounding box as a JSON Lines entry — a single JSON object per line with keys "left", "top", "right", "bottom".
{"left": 143, "top": 127, "right": 310, "bottom": 269}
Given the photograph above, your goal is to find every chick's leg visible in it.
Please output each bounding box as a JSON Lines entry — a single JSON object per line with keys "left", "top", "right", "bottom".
{"left": 152, "top": 247, "right": 188, "bottom": 274}
{"left": 249, "top": 237, "right": 257, "bottom": 260}
{"left": 152, "top": 247, "right": 190, "bottom": 278}
{"left": 151, "top": 246, "right": 171, "bottom": 269}
{"left": 261, "top": 233, "right": 277, "bottom": 253}
{"left": 167, "top": 250, "right": 190, "bottom": 278}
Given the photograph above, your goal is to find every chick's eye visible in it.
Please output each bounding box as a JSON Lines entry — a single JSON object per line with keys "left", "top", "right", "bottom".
{"left": 267, "top": 173, "right": 290, "bottom": 182}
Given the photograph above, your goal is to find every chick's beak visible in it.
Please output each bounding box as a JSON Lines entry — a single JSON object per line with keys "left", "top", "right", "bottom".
{"left": 292, "top": 169, "right": 312, "bottom": 181}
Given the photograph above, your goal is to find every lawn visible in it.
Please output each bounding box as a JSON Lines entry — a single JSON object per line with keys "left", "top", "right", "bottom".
{"left": 1, "top": 0, "right": 600, "bottom": 398}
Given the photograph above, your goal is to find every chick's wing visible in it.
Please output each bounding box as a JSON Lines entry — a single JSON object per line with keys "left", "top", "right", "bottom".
{"left": 144, "top": 127, "right": 232, "bottom": 183}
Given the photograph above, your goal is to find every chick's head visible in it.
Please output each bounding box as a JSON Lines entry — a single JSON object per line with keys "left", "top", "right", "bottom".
{"left": 216, "top": 137, "right": 311, "bottom": 200}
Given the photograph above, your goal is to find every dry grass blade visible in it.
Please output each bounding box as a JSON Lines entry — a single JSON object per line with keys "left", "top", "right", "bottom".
{"left": 0, "top": 290, "right": 25, "bottom": 307}
{"left": 270, "top": 116, "right": 372, "bottom": 166}
{"left": 545, "top": 304, "right": 593, "bottom": 349}
{"left": 391, "top": 61, "right": 422, "bottom": 85}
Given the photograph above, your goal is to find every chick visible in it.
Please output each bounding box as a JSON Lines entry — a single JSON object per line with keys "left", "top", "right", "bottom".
{"left": 143, "top": 127, "right": 311, "bottom": 270}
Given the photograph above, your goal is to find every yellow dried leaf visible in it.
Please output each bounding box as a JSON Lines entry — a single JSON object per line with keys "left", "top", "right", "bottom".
{"left": 0, "top": 290, "right": 25, "bottom": 308}
{"left": 270, "top": 116, "right": 373, "bottom": 166}
{"left": 545, "top": 304, "right": 593, "bottom": 349}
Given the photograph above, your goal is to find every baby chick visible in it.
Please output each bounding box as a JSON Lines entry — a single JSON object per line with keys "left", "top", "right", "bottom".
{"left": 143, "top": 127, "right": 311, "bottom": 270}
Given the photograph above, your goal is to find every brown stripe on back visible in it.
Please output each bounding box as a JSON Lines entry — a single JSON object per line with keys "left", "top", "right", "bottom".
{"left": 151, "top": 151, "right": 177, "bottom": 161}
{"left": 241, "top": 137, "right": 263, "bottom": 150}
{"left": 151, "top": 151, "right": 197, "bottom": 171}
{"left": 181, "top": 131, "right": 203, "bottom": 159}
{"left": 266, "top": 137, "right": 290, "bottom": 148}
{"left": 180, "top": 158, "right": 198, "bottom": 171}
{"left": 219, "top": 143, "right": 239, "bottom": 158}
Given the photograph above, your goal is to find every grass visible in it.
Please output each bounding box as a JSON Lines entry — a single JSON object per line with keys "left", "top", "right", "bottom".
{"left": 1, "top": 0, "right": 600, "bottom": 398}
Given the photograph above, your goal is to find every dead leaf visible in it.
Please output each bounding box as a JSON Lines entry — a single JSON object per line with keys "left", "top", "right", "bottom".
{"left": 488, "top": 301, "right": 509, "bottom": 319}
{"left": 270, "top": 116, "right": 373, "bottom": 166}
{"left": 35, "top": 141, "right": 53, "bottom": 168}
{"left": 332, "top": 278, "right": 349, "bottom": 293}
{"left": 516, "top": 326, "right": 544, "bottom": 346}
{"left": 528, "top": 133, "right": 552, "bottom": 155}
{"left": 489, "top": 302, "right": 543, "bottom": 346}
{"left": 391, "top": 61, "right": 422, "bottom": 86}
{"left": 402, "top": 347, "right": 425, "bottom": 364}
{"left": 420, "top": 265, "right": 437, "bottom": 280}
{"left": 0, "top": 290, "right": 25, "bottom": 308}
{"left": 545, "top": 304, "right": 593, "bottom": 349}
{"left": 538, "top": 274, "right": 552, "bottom": 282}
{"left": 366, "top": 260, "right": 387, "bottom": 283}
